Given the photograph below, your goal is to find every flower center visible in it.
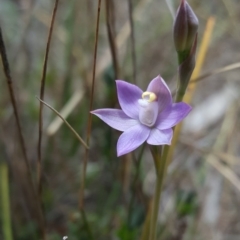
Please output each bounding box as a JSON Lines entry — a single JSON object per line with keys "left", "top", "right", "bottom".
{"left": 142, "top": 92, "right": 157, "bottom": 102}
{"left": 138, "top": 91, "right": 158, "bottom": 127}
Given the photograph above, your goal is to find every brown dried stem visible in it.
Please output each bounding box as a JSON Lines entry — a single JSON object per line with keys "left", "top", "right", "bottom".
{"left": 37, "top": 0, "right": 59, "bottom": 219}
{"left": 0, "top": 26, "right": 45, "bottom": 239}
{"left": 0, "top": 27, "right": 30, "bottom": 189}
{"left": 36, "top": 97, "right": 89, "bottom": 149}
{"left": 79, "top": 0, "right": 102, "bottom": 210}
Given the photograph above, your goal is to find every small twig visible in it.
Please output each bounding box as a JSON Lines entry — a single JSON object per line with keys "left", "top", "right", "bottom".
{"left": 37, "top": 0, "right": 59, "bottom": 198}
{"left": 36, "top": 97, "right": 89, "bottom": 149}
{"left": 128, "top": 0, "right": 137, "bottom": 83}
{"left": 47, "top": 90, "right": 84, "bottom": 136}
{"left": 79, "top": 0, "right": 102, "bottom": 210}
{"left": 105, "top": 0, "right": 119, "bottom": 79}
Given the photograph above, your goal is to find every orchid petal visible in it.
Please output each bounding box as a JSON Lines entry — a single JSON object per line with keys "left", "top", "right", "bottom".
{"left": 156, "top": 102, "right": 192, "bottom": 130}
{"left": 117, "top": 124, "right": 150, "bottom": 156}
{"left": 116, "top": 80, "right": 143, "bottom": 119}
{"left": 147, "top": 128, "right": 173, "bottom": 145}
{"left": 147, "top": 76, "right": 172, "bottom": 112}
{"left": 91, "top": 109, "right": 138, "bottom": 131}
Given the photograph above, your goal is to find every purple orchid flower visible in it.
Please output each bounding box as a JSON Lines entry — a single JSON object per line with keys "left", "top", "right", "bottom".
{"left": 92, "top": 76, "right": 191, "bottom": 157}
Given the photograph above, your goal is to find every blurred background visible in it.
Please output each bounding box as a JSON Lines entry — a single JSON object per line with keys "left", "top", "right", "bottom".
{"left": 0, "top": 0, "right": 240, "bottom": 239}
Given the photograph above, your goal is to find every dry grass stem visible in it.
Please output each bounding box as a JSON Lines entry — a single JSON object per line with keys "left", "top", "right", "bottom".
{"left": 0, "top": 27, "right": 31, "bottom": 187}
{"left": 47, "top": 90, "right": 84, "bottom": 136}
{"left": 79, "top": 0, "right": 102, "bottom": 211}
{"left": 182, "top": 104, "right": 240, "bottom": 192}
{"left": 36, "top": 97, "right": 89, "bottom": 149}
{"left": 0, "top": 26, "right": 46, "bottom": 236}
{"left": 207, "top": 157, "right": 240, "bottom": 192}
{"left": 181, "top": 139, "right": 240, "bottom": 167}
{"left": 191, "top": 62, "right": 240, "bottom": 83}
{"left": 206, "top": 104, "right": 240, "bottom": 192}
{"left": 37, "top": 0, "right": 59, "bottom": 195}
{"left": 36, "top": 2, "right": 59, "bottom": 238}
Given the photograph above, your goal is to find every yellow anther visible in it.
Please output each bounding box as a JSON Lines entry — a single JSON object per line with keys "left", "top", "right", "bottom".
{"left": 142, "top": 92, "right": 157, "bottom": 102}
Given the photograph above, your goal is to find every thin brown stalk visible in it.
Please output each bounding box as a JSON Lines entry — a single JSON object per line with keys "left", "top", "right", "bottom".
{"left": 128, "top": 0, "right": 137, "bottom": 83}
{"left": 105, "top": 0, "right": 119, "bottom": 79}
{"left": 79, "top": 0, "right": 102, "bottom": 210}
{"left": 36, "top": 97, "right": 89, "bottom": 149}
{"left": 0, "top": 26, "right": 45, "bottom": 239}
{"left": 0, "top": 27, "right": 30, "bottom": 188}
{"left": 37, "top": 0, "right": 59, "bottom": 214}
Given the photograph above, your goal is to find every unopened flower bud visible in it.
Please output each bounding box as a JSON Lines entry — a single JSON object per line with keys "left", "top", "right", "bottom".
{"left": 177, "top": 34, "right": 197, "bottom": 99}
{"left": 173, "top": 0, "right": 198, "bottom": 52}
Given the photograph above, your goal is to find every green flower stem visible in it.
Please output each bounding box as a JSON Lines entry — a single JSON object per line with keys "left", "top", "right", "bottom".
{"left": 175, "top": 89, "right": 185, "bottom": 103}
{"left": 128, "top": 144, "right": 145, "bottom": 225}
{"left": 161, "top": 85, "right": 185, "bottom": 170}
{"left": 0, "top": 163, "right": 13, "bottom": 240}
{"left": 148, "top": 146, "right": 168, "bottom": 240}
{"left": 140, "top": 200, "right": 152, "bottom": 240}
{"left": 177, "top": 50, "right": 190, "bottom": 65}
{"left": 149, "top": 146, "right": 161, "bottom": 171}
{"left": 146, "top": 49, "right": 192, "bottom": 239}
